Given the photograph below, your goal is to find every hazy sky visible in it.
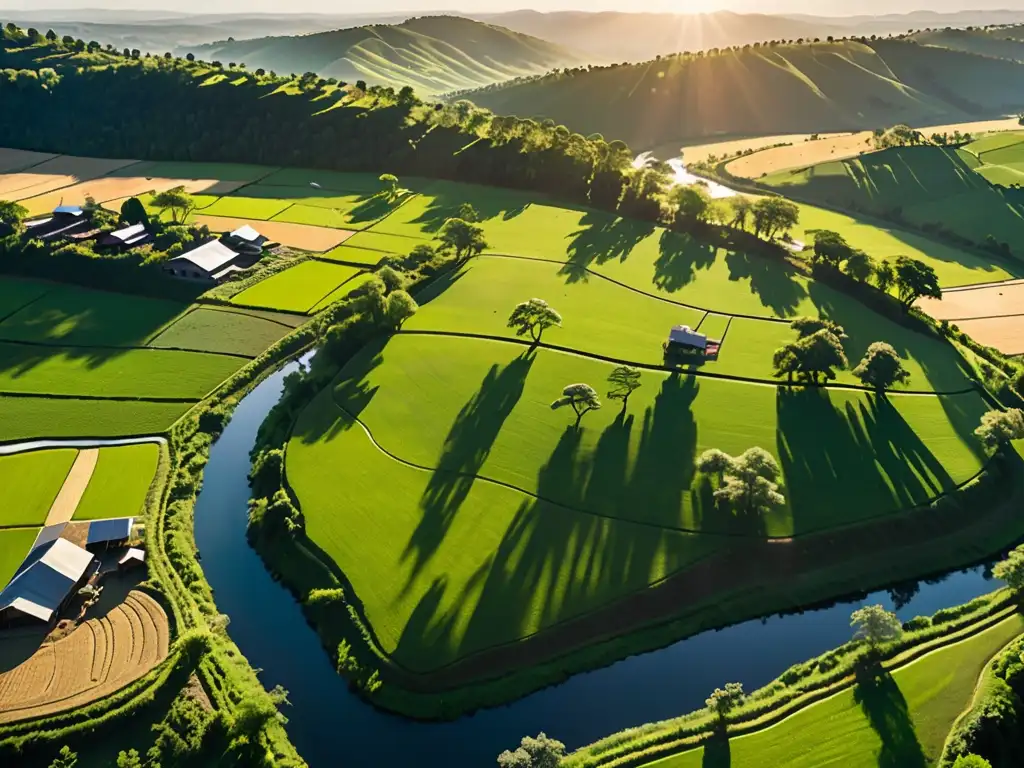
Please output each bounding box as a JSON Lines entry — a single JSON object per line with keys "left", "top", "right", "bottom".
{"left": 4, "top": 0, "right": 1024, "bottom": 16}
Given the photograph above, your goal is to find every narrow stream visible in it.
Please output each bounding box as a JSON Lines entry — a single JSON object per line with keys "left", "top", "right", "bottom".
{"left": 193, "top": 358, "right": 1003, "bottom": 768}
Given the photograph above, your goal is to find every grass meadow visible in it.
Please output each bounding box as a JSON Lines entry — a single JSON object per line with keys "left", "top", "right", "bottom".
{"left": 146, "top": 307, "right": 291, "bottom": 357}
{"left": 230, "top": 260, "right": 364, "bottom": 314}
{"left": 0, "top": 528, "right": 42, "bottom": 591}
{"left": 0, "top": 396, "right": 193, "bottom": 443}
{"left": 73, "top": 443, "right": 160, "bottom": 522}
{"left": 0, "top": 448, "right": 76, "bottom": 527}
{"left": 648, "top": 614, "right": 1024, "bottom": 768}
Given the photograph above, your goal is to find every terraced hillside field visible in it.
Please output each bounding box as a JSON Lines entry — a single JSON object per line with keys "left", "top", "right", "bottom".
{"left": 283, "top": 184, "right": 996, "bottom": 677}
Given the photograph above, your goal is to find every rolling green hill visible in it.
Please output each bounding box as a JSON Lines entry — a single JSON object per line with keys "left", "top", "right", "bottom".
{"left": 188, "top": 15, "right": 584, "bottom": 95}
{"left": 458, "top": 38, "right": 1024, "bottom": 149}
{"left": 909, "top": 25, "right": 1024, "bottom": 62}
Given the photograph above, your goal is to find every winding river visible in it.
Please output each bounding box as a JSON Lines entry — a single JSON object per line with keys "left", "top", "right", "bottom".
{"left": 193, "top": 358, "right": 1004, "bottom": 768}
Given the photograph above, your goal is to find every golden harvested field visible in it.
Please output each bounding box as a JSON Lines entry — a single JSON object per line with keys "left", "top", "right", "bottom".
{"left": 666, "top": 133, "right": 850, "bottom": 164}
{"left": 0, "top": 590, "right": 169, "bottom": 723}
{"left": 20, "top": 176, "right": 246, "bottom": 217}
{"left": 0, "top": 155, "right": 138, "bottom": 201}
{"left": 917, "top": 281, "right": 1024, "bottom": 320}
{"left": 191, "top": 214, "right": 355, "bottom": 251}
{"left": 43, "top": 449, "right": 98, "bottom": 527}
{"left": 726, "top": 118, "right": 1024, "bottom": 178}
{"left": 957, "top": 316, "right": 1024, "bottom": 354}
{"left": 0, "top": 148, "right": 57, "bottom": 174}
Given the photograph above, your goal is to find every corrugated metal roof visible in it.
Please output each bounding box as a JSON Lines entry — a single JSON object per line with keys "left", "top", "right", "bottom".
{"left": 168, "top": 240, "right": 237, "bottom": 274}
{"left": 0, "top": 539, "right": 93, "bottom": 622}
{"left": 87, "top": 517, "right": 134, "bottom": 546}
{"left": 108, "top": 223, "right": 147, "bottom": 242}
{"left": 668, "top": 325, "right": 708, "bottom": 349}
{"left": 53, "top": 205, "right": 84, "bottom": 216}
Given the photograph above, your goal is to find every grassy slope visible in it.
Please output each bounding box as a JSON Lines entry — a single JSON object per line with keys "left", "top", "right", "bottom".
{"left": 910, "top": 27, "right": 1024, "bottom": 63}
{"left": 649, "top": 613, "right": 1024, "bottom": 768}
{"left": 0, "top": 448, "right": 77, "bottom": 527}
{"left": 460, "top": 39, "right": 1024, "bottom": 148}
{"left": 146, "top": 307, "right": 291, "bottom": 357}
{"left": 230, "top": 261, "right": 364, "bottom": 314}
{"left": 0, "top": 528, "right": 42, "bottom": 589}
{"left": 73, "top": 443, "right": 160, "bottom": 522}
{"left": 191, "top": 16, "right": 582, "bottom": 94}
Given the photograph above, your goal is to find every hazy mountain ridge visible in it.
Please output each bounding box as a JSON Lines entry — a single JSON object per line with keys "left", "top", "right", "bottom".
{"left": 186, "top": 15, "right": 585, "bottom": 94}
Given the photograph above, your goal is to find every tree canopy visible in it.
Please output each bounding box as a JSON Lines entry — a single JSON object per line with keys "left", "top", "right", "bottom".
{"left": 773, "top": 328, "right": 848, "bottom": 383}
{"left": 0, "top": 199, "right": 28, "bottom": 232}
{"left": 712, "top": 447, "right": 785, "bottom": 515}
{"left": 850, "top": 604, "right": 902, "bottom": 649}
{"left": 790, "top": 316, "right": 846, "bottom": 340}
{"left": 606, "top": 365, "right": 642, "bottom": 410}
{"left": 705, "top": 682, "right": 744, "bottom": 723}
{"left": 551, "top": 383, "right": 601, "bottom": 427}
{"left": 752, "top": 197, "right": 799, "bottom": 240}
{"left": 385, "top": 290, "right": 418, "bottom": 328}
{"left": 150, "top": 186, "right": 196, "bottom": 224}
{"left": 437, "top": 217, "right": 487, "bottom": 262}
{"left": 507, "top": 298, "right": 562, "bottom": 343}
{"left": 497, "top": 733, "right": 566, "bottom": 768}
{"left": 993, "top": 545, "right": 1024, "bottom": 594}
{"left": 852, "top": 342, "right": 911, "bottom": 390}
{"left": 975, "top": 409, "right": 1024, "bottom": 448}
{"left": 894, "top": 256, "right": 941, "bottom": 308}
{"left": 812, "top": 229, "right": 851, "bottom": 267}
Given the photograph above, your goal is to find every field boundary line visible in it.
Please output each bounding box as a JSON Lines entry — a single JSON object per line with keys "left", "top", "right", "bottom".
{"left": 192, "top": 304, "right": 305, "bottom": 330}
{"left": 0, "top": 390, "right": 200, "bottom": 404}
{"left": 394, "top": 328, "right": 979, "bottom": 396}
{"left": 940, "top": 312, "right": 1024, "bottom": 322}
{"left": 0, "top": 286, "right": 57, "bottom": 328}
{"left": 0, "top": 335, "right": 255, "bottom": 361}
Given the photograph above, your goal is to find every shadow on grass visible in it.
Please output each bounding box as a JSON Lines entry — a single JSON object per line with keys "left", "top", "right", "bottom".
{"left": 560, "top": 213, "right": 654, "bottom": 283}
{"left": 654, "top": 229, "right": 717, "bottom": 292}
{"left": 702, "top": 733, "right": 732, "bottom": 768}
{"left": 725, "top": 250, "right": 807, "bottom": 317}
{"left": 853, "top": 665, "right": 927, "bottom": 768}
{"left": 406, "top": 181, "right": 532, "bottom": 235}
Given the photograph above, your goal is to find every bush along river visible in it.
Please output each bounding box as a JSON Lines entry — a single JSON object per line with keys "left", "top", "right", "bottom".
{"left": 193, "top": 357, "right": 1005, "bottom": 768}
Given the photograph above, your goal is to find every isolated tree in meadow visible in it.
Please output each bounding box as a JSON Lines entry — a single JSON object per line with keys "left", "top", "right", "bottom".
{"left": 993, "top": 545, "right": 1024, "bottom": 594}
{"left": 874, "top": 259, "right": 896, "bottom": 293}
{"left": 812, "top": 229, "right": 851, "bottom": 267}
{"left": 606, "top": 366, "right": 642, "bottom": 411}
{"left": 551, "top": 384, "right": 602, "bottom": 428}
{"left": 752, "top": 197, "right": 799, "bottom": 240}
{"left": 48, "top": 746, "right": 78, "bottom": 768}
{"left": 697, "top": 448, "right": 734, "bottom": 484}
{"left": 456, "top": 202, "right": 480, "bottom": 223}
{"left": 379, "top": 173, "right": 400, "bottom": 199}
{"left": 728, "top": 195, "right": 753, "bottom": 231}
{"left": 437, "top": 217, "right": 487, "bottom": 263}
{"left": 496, "top": 732, "right": 566, "bottom": 768}
{"left": 844, "top": 250, "right": 874, "bottom": 282}
{"left": 772, "top": 345, "right": 801, "bottom": 384}
{"left": 850, "top": 604, "right": 902, "bottom": 652}
{"left": 790, "top": 316, "right": 846, "bottom": 340}
{"left": 705, "top": 682, "right": 744, "bottom": 725}
{"left": 150, "top": 185, "right": 196, "bottom": 224}
{"left": 507, "top": 298, "right": 562, "bottom": 343}
{"left": 894, "top": 256, "right": 941, "bottom": 309}
{"left": 852, "top": 342, "right": 910, "bottom": 390}
{"left": 774, "top": 329, "right": 847, "bottom": 383}
{"left": 714, "top": 447, "right": 785, "bottom": 515}
{"left": 385, "top": 290, "right": 418, "bottom": 328}
{"left": 975, "top": 408, "right": 1024, "bottom": 449}
{"left": 0, "top": 199, "right": 28, "bottom": 233}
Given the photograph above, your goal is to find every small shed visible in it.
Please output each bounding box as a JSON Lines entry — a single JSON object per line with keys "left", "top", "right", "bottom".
{"left": 667, "top": 325, "right": 708, "bottom": 352}
{"left": 226, "top": 224, "right": 268, "bottom": 249}
{"left": 96, "top": 222, "right": 151, "bottom": 250}
{"left": 86, "top": 517, "right": 134, "bottom": 552}
{"left": 165, "top": 240, "right": 240, "bottom": 283}
{"left": 118, "top": 548, "right": 146, "bottom": 571}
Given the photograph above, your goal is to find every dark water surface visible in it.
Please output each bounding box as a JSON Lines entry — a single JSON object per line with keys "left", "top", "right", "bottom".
{"left": 193, "top": 359, "right": 1003, "bottom": 768}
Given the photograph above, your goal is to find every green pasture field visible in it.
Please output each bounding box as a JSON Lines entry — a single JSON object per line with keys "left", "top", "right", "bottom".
{"left": 0, "top": 343, "right": 240, "bottom": 399}
{"left": 198, "top": 195, "right": 293, "bottom": 221}
{"left": 974, "top": 163, "right": 1024, "bottom": 186}
{"left": 133, "top": 191, "right": 220, "bottom": 221}
{"left": 696, "top": 313, "right": 730, "bottom": 341}
{"left": 0, "top": 448, "right": 77, "bottom": 526}
{"left": 0, "top": 528, "right": 41, "bottom": 589}
{"left": 273, "top": 202, "right": 378, "bottom": 230}
{"left": 287, "top": 382, "right": 721, "bottom": 672}
{"left": 230, "top": 260, "right": 364, "bottom": 314}
{"left": 0, "top": 396, "right": 192, "bottom": 443}
{"left": 790, "top": 202, "right": 1018, "bottom": 287}
{"left": 255, "top": 168, "right": 390, "bottom": 192}
{"left": 303, "top": 333, "right": 986, "bottom": 539}
{"left": 342, "top": 230, "right": 424, "bottom": 256}
{"left": 761, "top": 146, "right": 1024, "bottom": 249}
{"left": 73, "top": 443, "right": 160, "bottom": 521}
{"left": 404, "top": 255, "right": 974, "bottom": 392}
{"left": 146, "top": 307, "right": 291, "bottom": 357}
{"left": 974, "top": 140, "right": 1024, "bottom": 167}
{"left": 117, "top": 161, "right": 276, "bottom": 183}
{"left": 308, "top": 272, "right": 376, "bottom": 314}
{"left": 0, "top": 276, "right": 52, "bottom": 321}
{"left": 318, "top": 244, "right": 389, "bottom": 266}
{"left": 0, "top": 284, "right": 186, "bottom": 347}
{"left": 649, "top": 613, "right": 1024, "bottom": 768}
{"left": 963, "top": 131, "right": 1024, "bottom": 157}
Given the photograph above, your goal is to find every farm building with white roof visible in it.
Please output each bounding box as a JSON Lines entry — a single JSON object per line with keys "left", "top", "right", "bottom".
{"left": 164, "top": 240, "right": 242, "bottom": 283}
{"left": 0, "top": 539, "right": 95, "bottom": 625}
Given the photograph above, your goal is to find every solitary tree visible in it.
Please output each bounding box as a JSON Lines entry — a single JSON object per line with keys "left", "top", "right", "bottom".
{"left": 671, "top": 184, "right": 712, "bottom": 229}
{"left": 385, "top": 290, "right": 418, "bottom": 328}
{"left": 850, "top": 604, "right": 902, "bottom": 652}
{"left": 437, "top": 217, "right": 487, "bottom": 263}
{"left": 507, "top": 298, "right": 562, "bottom": 343}
{"left": 0, "top": 199, "right": 28, "bottom": 233}
{"left": 379, "top": 173, "right": 400, "bottom": 199}
{"left": 551, "top": 384, "right": 602, "bottom": 428}
{"left": 894, "top": 256, "right": 941, "bottom": 308}
{"left": 496, "top": 733, "right": 566, "bottom": 768}
{"left": 606, "top": 366, "right": 642, "bottom": 411}
{"left": 697, "top": 448, "right": 734, "bottom": 484}
{"left": 852, "top": 342, "right": 910, "bottom": 390}
{"left": 714, "top": 447, "right": 785, "bottom": 515}
{"left": 994, "top": 545, "right": 1024, "bottom": 594}
{"left": 975, "top": 408, "right": 1024, "bottom": 449}
{"left": 150, "top": 185, "right": 196, "bottom": 224}
{"left": 119, "top": 196, "right": 149, "bottom": 226}
{"left": 705, "top": 682, "right": 744, "bottom": 724}
{"left": 874, "top": 259, "right": 896, "bottom": 293}
{"left": 790, "top": 316, "right": 846, "bottom": 340}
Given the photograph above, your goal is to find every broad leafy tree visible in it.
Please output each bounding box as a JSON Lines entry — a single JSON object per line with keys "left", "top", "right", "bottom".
{"left": 994, "top": 545, "right": 1024, "bottom": 594}
{"left": 705, "top": 682, "right": 744, "bottom": 724}
{"left": 385, "top": 290, "right": 418, "bottom": 328}
{"left": 551, "top": 383, "right": 601, "bottom": 428}
{"left": 894, "top": 256, "right": 941, "bottom": 308}
{"left": 975, "top": 408, "right": 1024, "bottom": 449}
{"left": 951, "top": 756, "right": 992, "bottom": 768}
{"left": 437, "top": 217, "right": 487, "bottom": 263}
{"left": 697, "top": 448, "right": 734, "bottom": 484}
{"left": 844, "top": 250, "right": 874, "bottom": 282}
{"left": 752, "top": 197, "right": 799, "bottom": 240}
{"left": 376, "top": 265, "right": 405, "bottom": 293}
{"left": 874, "top": 259, "right": 896, "bottom": 293}
{"left": 48, "top": 746, "right": 78, "bottom": 768}
{"left": 790, "top": 316, "right": 846, "bottom": 340}
{"left": 774, "top": 329, "right": 848, "bottom": 383}
{"left": 728, "top": 195, "right": 753, "bottom": 231}
{"left": 812, "top": 229, "right": 851, "bottom": 267}
{"left": 0, "top": 199, "right": 28, "bottom": 233}
{"left": 497, "top": 733, "right": 566, "bottom": 768}
{"left": 852, "top": 342, "right": 910, "bottom": 390}
{"left": 714, "top": 447, "right": 785, "bottom": 515}
{"left": 115, "top": 750, "right": 143, "bottom": 768}
{"left": 119, "top": 196, "right": 149, "bottom": 226}
{"left": 850, "top": 604, "right": 902, "bottom": 650}
{"left": 379, "top": 173, "right": 400, "bottom": 199}
{"left": 150, "top": 185, "right": 196, "bottom": 224}
{"left": 606, "top": 365, "right": 642, "bottom": 411}
{"left": 671, "top": 184, "right": 712, "bottom": 229}
{"left": 507, "top": 298, "right": 562, "bottom": 343}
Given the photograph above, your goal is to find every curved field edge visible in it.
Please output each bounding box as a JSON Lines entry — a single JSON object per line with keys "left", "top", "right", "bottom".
{"left": 578, "top": 603, "right": 1024, "bottom": 768}
{"left": 0, "top": 314, "right": 320, "bottom": 765}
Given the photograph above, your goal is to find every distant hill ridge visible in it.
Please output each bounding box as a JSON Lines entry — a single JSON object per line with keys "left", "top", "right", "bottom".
{"left": 454, "top": 37, "right": 1024, "bottom": 150}
{"left": 188, "top": 15, "right": 584, "bottom": 95}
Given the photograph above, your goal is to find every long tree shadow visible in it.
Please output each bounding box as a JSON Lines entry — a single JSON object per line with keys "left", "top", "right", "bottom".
{"left": 701, "top": 733, "right": 732, "bottom": 768}
{"left": 654, "top": 229, "right": 718, "bottom": 292}
{"left": 560, "top": 212, "right": 654, "bottom": 283}
{"left": 400, "top": 351, "right": 536, "bottom": 587}
{"left": 853, "top": 666, "right": 927, "bottom": 768}
{"left": 406, "top": 181, "right": 533, "bottom": 234}
{"left": 725, "top": 250, "right": 807, "bottom": 317}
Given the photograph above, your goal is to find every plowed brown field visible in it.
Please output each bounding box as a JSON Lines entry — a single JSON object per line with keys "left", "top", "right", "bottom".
{"left": 0, "top": 590, "right": 169, "bottom": 722}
